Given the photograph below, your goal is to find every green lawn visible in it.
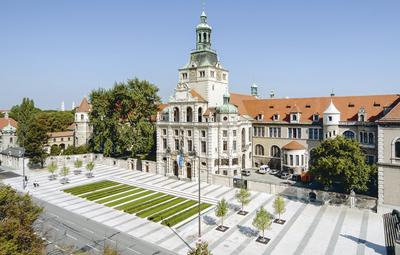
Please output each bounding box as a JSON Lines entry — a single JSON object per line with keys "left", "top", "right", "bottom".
{"left": 63, "top": 180, "right": 212, "bottom": 227}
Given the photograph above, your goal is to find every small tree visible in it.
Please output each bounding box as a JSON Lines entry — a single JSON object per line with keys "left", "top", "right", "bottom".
{"left": 60, "top": 166, "right": 69, "bottom": 184}
{"left": 215, "top": 198, "right": 229, "bottom": 230}
{"left": 188, "top": 241, "right": 213, "bottom": 255}
{"left": 47, "top": 161, "right": 58, "bottom": 180}
{"left": 273, "top": 196, "right": 286, "bottom": 223}
{"left": 74, "top": 160, "right": 83, "bottom": 175}
{"left": 86, "top": 161, "right": 95, "bottom": 177}
{"left": 235, "top": 188, "right": 251, "bottom": 214}
{"left": 252, "top": 207, "right": 272, "bottom": 242}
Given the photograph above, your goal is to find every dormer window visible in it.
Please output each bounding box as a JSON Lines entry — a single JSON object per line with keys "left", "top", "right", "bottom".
{"left": 328, "top": 116, "right": 333, "bottom": 121}
{"left": 272, "top": 114, "right": 279, "bottom": 121}
{"left": 358, "top": 107, "right": 366, "bottom": 122}
{"left": 313, "top": 114, "right": 320, "bottom": 122}
{"left": 256, "top": 114, "right": 263, "bottom": 121}
{"left": 290, "top": 113, "right": 300, "bottom": 123}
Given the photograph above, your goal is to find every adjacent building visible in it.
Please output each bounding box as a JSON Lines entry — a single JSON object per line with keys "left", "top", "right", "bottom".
{"left": 0, "top": 112, "right": 18, "bottom": 152}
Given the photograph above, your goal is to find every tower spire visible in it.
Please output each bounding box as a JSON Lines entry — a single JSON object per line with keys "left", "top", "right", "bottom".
{"left": 196, "top": 7, "right": 212, "bottom": 51}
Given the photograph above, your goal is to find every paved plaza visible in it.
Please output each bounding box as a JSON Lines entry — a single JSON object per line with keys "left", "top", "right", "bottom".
{"left": 2, "top": 164, "right": 387, "bottom": 255}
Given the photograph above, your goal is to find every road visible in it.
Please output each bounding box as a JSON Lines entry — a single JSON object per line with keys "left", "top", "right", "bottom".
{"left": 32, "top": 197, "right": 177, "bottom": 255}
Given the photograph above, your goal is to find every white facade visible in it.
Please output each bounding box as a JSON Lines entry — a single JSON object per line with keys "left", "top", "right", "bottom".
{"left": 0, "top": 114, "right": 18, "bottom": 152}
{"left": 156, "top": 12, "right": 252, "bottom": 183}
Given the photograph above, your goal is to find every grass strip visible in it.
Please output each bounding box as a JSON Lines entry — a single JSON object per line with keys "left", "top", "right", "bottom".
{"left": 125, "top": 195, "right": 175, "bottom": 214}
{"left": 136, "top": 197, "right": 187, "bottom": 218}
{"left": 105, "top": 190, "right": 154, "bottom": 207}
{"left": 148, "top": 200, "right": 197, "bottom": 222}
{"left": 64, "top": 181, "right": 119, "bottom": 195}
{"left": 64, "top": 180, "right": 115, "bottom": 193}
{"left": 96, "top": 187, "right": 143, "bottom": 204}
{"left": 161, "top": 203, "right": 212, "bottom": 227}
{"left": 81, "top": 185, "right": 132, "bottom": 200}
{"left": 116, "top": 193, "right": 163, "bottom": 212}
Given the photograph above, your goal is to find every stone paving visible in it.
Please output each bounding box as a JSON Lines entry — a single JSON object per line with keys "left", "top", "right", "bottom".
{"left": 2, "top": 164, "right": 387, "bottom": 255}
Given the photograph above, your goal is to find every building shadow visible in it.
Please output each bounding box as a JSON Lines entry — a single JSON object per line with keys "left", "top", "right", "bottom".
{"left": 237, "top": 225, "right": 258, "bottom": 237}
{"left": 340, "top": 234, "right": 386, "bottom": 254}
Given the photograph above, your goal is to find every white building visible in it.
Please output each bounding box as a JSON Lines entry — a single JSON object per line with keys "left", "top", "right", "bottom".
{"left": 74, "top": 97, "right": 92, "bottom": 147}
{"left": 156, "top": 11, "right": 254, "bottom": 185}
{"left": 0, "top": 112, "right": 18, "bottom": 152}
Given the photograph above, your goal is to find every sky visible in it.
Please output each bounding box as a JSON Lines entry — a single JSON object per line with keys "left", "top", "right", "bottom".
{"left": 1, "top": 0, "right": 399, "bottom": 110}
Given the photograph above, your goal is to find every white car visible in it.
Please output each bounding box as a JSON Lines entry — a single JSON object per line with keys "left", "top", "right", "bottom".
{"left": 241, "top": 169, "right": 251, "bottom": 176}
{"left": 258, "top": 165, "right": 270, "bottom": 174}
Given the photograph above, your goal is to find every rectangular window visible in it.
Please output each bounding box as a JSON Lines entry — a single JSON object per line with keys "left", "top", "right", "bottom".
{"left": 223, "top": 130, "right": 228, "bottom": 137}
{"left": 223, "top": 141, "right": 228, "bottom": 151}
{"left": 201, "top": 141, "right": 206, "bottom": 153}
{"left": 233, "top": 130, "right": 237, "bottom": 137}
{"left": 290, "top": 155, "right": 293, "bottom": 166}
{"left": 233, "top": 141, "right": 237, "bottom": 151}
{"left": 175, "top": 139, "right": 179, "bottom": 150}
{"left": 182, "top": 73, "right": 188, "bottom": 79}
{"left": 175, "top": 129, "right": 179, "bottom": 136}
{"left": 296, "top": 155, "right": 299, "bottom": 166}
{"left": 201, "top": 130, "right": 206, "bottom": 137}
{"left": 289, "top": 128, "right": 302, "bottom": 139}
{"left": 269, "top": 127, "right": 281, "bottom": 138}
{"left": 308, "top": 128, "right": 322, "bottom": 140}
{"left": 188, "top": 140, "right": 193, "bottom": 152}
{"left": 301, "top": 155, "right": 304, "bottom": 166}
{"left": 163, "top": 138, "right": 167, "bottom": 150}
{"left": 210, "top": 71, "right": 215, "bottom": 78}
{"left": 232, "top": 158, "right": 238, "bottom": 165}
{"left": 162, "top": 129, "right": 167, "bottom": 135}
{"left": 199, "top": 71, "right": 206, "bottom": 77}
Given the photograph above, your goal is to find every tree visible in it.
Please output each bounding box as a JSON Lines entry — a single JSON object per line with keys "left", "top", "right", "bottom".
{"left": 89, "top": 78, "right": 161, "bottom": 158}
{"left": 60, "top": 166, "right": 69, "bottom": 178}
{"left": 24, "top": 115, "right": 48, "bottom": 167}
{"left": 9, "top": 98, "right": 40, "bottom": 146}
{"left": 36, "top": 110, "right": 74, "bottom": 133}
{"left": 47, "top": 161, "right": 58, "bottom": 180}
{"left": 188, "top": 241, "right": 213, "bottom": 255}
{"left": 252, "top": 207, "right": 272, "bottom": 242}
{"left": 309, "top": 136, "right": 374, "bottom": 192}
{"left": 74, "top": 160, "right": 83, "bottom": 175}
{"left": 0, "top": 185, "right": 44, "bottom": 254}
{"left": 86, "top": 161, "right": 95, "bottom": 178}
{"left": 50, "top": 145, "right": 61, "bottom": 156}
{"left": 273, "top": 196, "right": 286, "bottom": 223}
{"left": 215, "top": 198, "right": 229, "bottom": 229}
{"left": 235, "top": 188, "right": 251, "bottom": 214}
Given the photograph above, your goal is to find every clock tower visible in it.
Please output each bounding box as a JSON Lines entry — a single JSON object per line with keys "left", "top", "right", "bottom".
{"left": 178, "top": 11, "right": 229, "bottom": 107}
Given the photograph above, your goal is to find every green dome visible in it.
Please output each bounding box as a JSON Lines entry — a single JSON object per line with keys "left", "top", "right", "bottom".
{"left": 216, "top": 103, "right": 238, "bottom": 114}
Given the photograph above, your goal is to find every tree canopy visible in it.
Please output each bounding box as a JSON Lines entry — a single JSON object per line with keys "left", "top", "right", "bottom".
{"left": 309, "top": 136, "right": 375, "bottom": 192}
{"left": 24, "top": 115, "right": 49, "bottom": 167}
{"left": 0, "top": 185, "right": 44, "bottom": 255}
{"left": 188, "top": 242, "right": 213, "bottom": 255}
{"left": 89, "top": 78, "right": 161, "bottom": 158}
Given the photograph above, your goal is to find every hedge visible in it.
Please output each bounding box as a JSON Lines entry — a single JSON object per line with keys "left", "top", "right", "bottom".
{"left": 161, "top": 203, "right": 212, "bottom": 227}
{"left": 136, "top": 197, "right": 187, "bottom": 219}
{"left": 148, "top": 200, "right": 198, "bottom": 222}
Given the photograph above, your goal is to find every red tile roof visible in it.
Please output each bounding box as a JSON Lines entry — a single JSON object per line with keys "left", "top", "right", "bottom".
{"left": 48, "top": 131, "right": 74, "bottom": 138}
{"left": 230, "top": 93, "right": 258, "bottom": 116}
{"left": 282, "top": 141, "right": 306, "bottom": 150}
{"left": 190, "top": 89, "right": 206, "bottom": 102}
{"left": 76, "top": 97, "right": 91, "bottom": 112}
{"left": 241, "top": 94, "right": 400, "bottom": 123}
{"left": 379, "top": 100, "right": 400, "bottom": 123}
{"left": 0, "top": 117, "right": 17, "bottom": 129}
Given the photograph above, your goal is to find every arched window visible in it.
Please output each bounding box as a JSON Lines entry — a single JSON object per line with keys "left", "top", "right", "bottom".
{"left": 343, "top": 130, "right": 355, "bottom": 140}
{"left": 198, "top": 107, "right": 203, "bottom": 122}
{"left": 173, "top": 107, "right": 180, "bottom": 122}
{"left": 198, "top": 33, "right": 201, "bottom": 42}
{"left": 241, "top": 128, "right": 246, "bottom": 146}
{"left": 203, "top": 32, "right": 207, "bottom": 42}
{"left": 255, "top": 145, "right": 264, "bottom": 156}
{"left": 80, "top": 114, "right": 84, "bottom": 120}
{"left": 270, "top": 145, "right": 281, "bottom": 158}
{"left": 395, "top": 139, "right": 400, "bottom": 158}
{"left": 186, "top": 107, "right": 193, "bottom": 122}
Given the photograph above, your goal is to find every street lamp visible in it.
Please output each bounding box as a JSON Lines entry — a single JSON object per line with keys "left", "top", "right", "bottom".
{"left": 18, "top": 148, "right": 26, "bottom": 189}
{"left": 165, "top": 147, "right": 171, "bottom": 176}
{"left": 189, "top": 149, "right": 201, "bottom": 242}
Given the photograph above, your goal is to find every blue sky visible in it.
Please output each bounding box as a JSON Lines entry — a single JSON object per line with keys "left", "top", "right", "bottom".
{"left": 1, "top": 0, "right": 399, "bottom": 109}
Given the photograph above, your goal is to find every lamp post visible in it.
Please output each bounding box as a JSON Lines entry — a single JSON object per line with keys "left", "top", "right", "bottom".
{"left": 18, "top": 148, "right": 26, "bottom": 189}
{"left": 190, "top": 149, "right": 201, "bottom": 242}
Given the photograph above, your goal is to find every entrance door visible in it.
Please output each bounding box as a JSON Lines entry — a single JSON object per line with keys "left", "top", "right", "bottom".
{"left": 173, "top": 161, "right": 179, "bottom": 177}
{"left": 186, "top": 163, "right": 192, "bottom": 180}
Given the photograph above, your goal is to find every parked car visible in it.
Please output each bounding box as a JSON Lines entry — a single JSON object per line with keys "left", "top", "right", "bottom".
{"left": 269, "top": 169, "right": 279, "bottom": 175}
{"left": 258, "top": 165, "right": 270, "bottom": 174}
{"left": 280, "top": 172, "right": 292, "bottom": 179}
{"left": 241, "top": 169, "right": 251, "bottom": 176}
